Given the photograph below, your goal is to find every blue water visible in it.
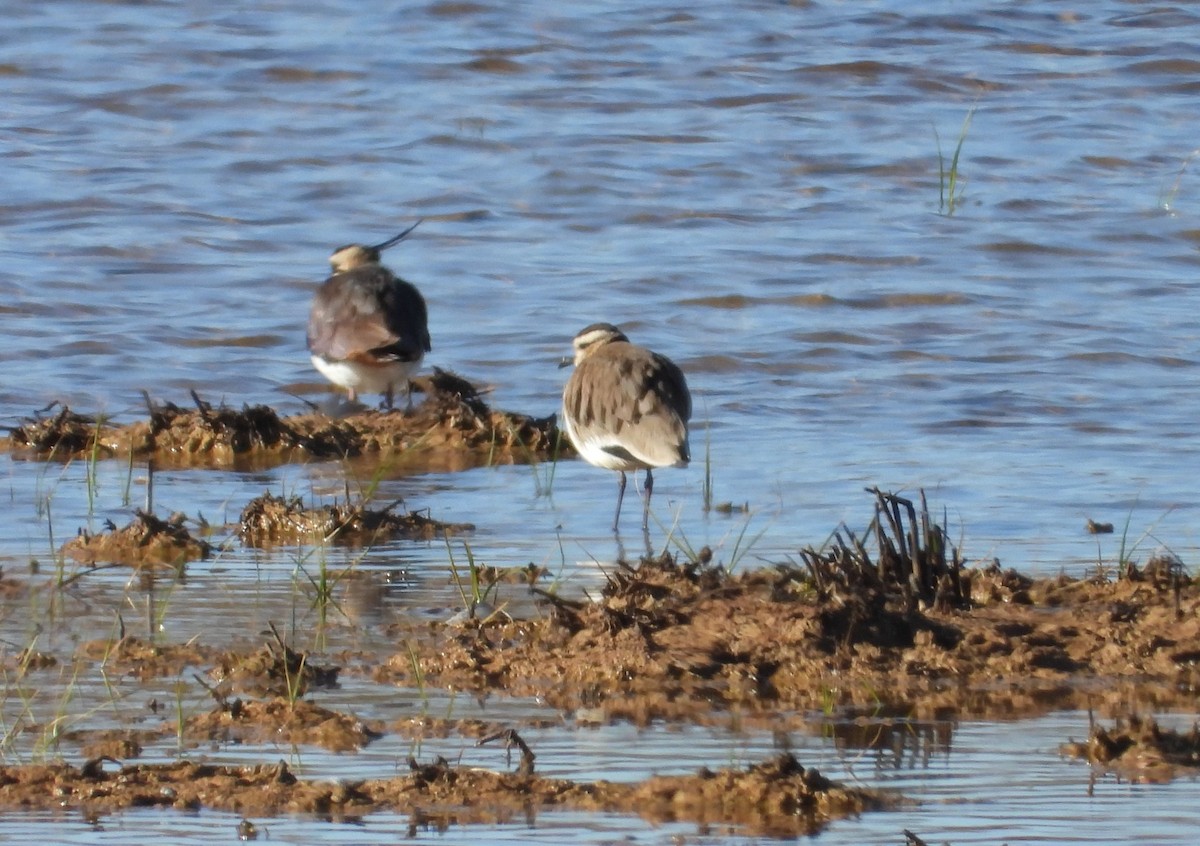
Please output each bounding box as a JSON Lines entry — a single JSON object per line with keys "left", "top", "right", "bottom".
{"left": 3, "top": 1, "right": 1200, "bottom": 842}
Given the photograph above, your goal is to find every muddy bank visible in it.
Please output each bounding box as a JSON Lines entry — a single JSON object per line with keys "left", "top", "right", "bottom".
{"left": 3, "top": 370, "right": 562, "bottom": 470}
{"left": 37, "top": 491, "right": 1200, "bottom": 737}
{"left": 0, "top": 752, "right": 887, "bottom": 836}
{"left": 1, "top": 488, "right": 1198, "bottom": 841}
{"left": 32, "top": 491, "right": 1200, "bottom": 738}
{"left": 377, "top": 493, "right": 1200, "bottom": 726}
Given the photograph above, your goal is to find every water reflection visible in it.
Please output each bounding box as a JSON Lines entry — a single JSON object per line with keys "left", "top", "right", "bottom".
{"left": 824, "top": 706, "right": 955, "bottom": 773}
{"left": 613, "top": 525, "right": 653, "bottom": 563}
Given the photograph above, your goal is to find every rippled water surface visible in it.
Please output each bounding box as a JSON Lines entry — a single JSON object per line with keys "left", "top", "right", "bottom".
{"left": 4, "top": 1, "right": 1200, "bottom": 842}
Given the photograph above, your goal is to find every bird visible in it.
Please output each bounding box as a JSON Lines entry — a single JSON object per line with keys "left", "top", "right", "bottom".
{"left": 306, "top": 221, "right": 431, "bottom": 410}
{"left": 560, "top": 322, "right": 692, "bottom": 532}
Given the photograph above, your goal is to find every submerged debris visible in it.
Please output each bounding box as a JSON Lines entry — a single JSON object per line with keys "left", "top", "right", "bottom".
{"left": 61, "top": 511, "right": 212, "bottom": 568}
{"left": 3, "top": 370, "right": 562, "bottom": 470}
{"left": 187, "top": 697, "right": 383, "bottom": 753}
{"left": 209, "top": 624, "right": 341, "bottom": 699}
{"left": 1061, "top": 713, "right": 1200, "bottom": 782}
{"left": 238, "top": 491, "right": 473, "bottom": 547}
{"left": 79, "top": 636, "right": 221, "bottom": 681}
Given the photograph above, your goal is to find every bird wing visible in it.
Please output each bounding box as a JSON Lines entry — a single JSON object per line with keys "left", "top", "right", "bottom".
{"left": 376, "top": 277, "right": 432, "bottom": 359}
{"left": 569, "top": 345, "right": 691, "bottom": 467}
{"left": 308, "top": 269, "right": 429, "bottom": 363}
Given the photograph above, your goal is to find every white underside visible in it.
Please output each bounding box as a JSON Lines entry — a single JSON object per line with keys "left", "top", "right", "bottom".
{"left": 561, "top": 409, "right": 687, "bottom": 472}
{"left": 311, "top": 355, "right": 419, "bottom": 396}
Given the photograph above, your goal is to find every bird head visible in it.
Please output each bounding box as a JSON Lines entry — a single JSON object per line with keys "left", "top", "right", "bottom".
{"left": 328, "top": 219, "right": 422, "bottom": 272}
{"left": 565, "top": 322, "right": 628, "bottom": 367}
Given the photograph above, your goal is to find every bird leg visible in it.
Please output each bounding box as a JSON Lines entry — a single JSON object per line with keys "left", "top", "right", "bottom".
{"left": 642, "top": 468, "right": 654, "bottom": 531}
{"left": 613, "top": 470, "right": 628, "bottom": 532}
{"left": 383, "top": 381, "right": 416, "bottom": 414}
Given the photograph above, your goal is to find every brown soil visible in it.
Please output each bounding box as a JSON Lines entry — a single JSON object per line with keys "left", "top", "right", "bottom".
{"left": 380, "top": 539, "right": 1200, "bottom": 727}
{"left": 61, "top": 730, "right": 153, "bottom": 762}
{"left": 207, "top": 624, "right": 342, "bottom": 699}
{"left": 3, "top": 536, "right": 1198, "bottom": 832}
{"left": 2, "top": 369, "right": 562, "bottom": 470}
{"left": 238, "top": 491, "right": 473, "bottom": 547}
{"left": 0, "top": 614, "right": 896, "bottom": 832}
{"left": 0, "top": 752, "right": 887, "bottom": 835}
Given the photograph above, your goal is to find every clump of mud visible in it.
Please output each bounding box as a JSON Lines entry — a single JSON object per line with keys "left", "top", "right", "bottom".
{"left": 389, "top": 490, "right": 967, "bottom": 722}
{"left": 187, "top": 697, "right": 384, "bottom": 753}
{"left": 238, "top": 491, "right": 474, "bottom": 547}
{"left": 3, "top": 370, "right": 562, "bottom": 470}
{"left": 145, "top": 393, "right": 304, "bottom": 458}
{"left": 184, "top": 627, "right": 379, "bottom": 752}
{"left": 0, "top": 750, "right": 886, "bottom": 835}
{"left": 61, "top": 511, "right": 212, "bottom": 568}
{"left": 5, "top": 404, "right": 111, "bottom": 456}
{"left": 1061, "top": 713, "right": 1200, "bottom": 782}
{"left": 627, "top": 752, "right": 886, "bottom": 836}
{"left": 73, "top": 631, "right": 377, "bottom": 753}
{"left": 209, "top": 624, "right": 341, "bottom": 699}
{"left": 62, "top": 730, "right": 148, "bottom": 762}
{"left": 78, "top": 636, "right": 221, "bottom": 682}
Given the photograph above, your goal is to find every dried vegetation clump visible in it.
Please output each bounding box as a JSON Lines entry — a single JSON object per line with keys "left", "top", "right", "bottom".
{"left": 795, "top": 487, "right": 966, "bottom": 650}
{"left": 6, "top": 404, "right": 109, "bottom": 456}
{"left": 61, "top": 511, "right": 212, "bottom": 568}
{"left": 1061, "top": 713, "right": 1200, "bottom": 782}
{"left": 3, "top": 370, "right": 562, "bottom": 469}
{"left": 238, "top": 491, "right": 473, "bottom": 547}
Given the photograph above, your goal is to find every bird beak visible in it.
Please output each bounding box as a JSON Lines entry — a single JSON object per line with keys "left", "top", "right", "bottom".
{"left": 371, "top": 219, "right": 423, "bottom": 252}
{"left": 557, "top": 355, "right": 572, "bottom": 369}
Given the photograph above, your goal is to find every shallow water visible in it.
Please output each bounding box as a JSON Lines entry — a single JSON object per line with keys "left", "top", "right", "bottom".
{"left": 3, "top": 0, "right": 1200, "bottom": 842}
